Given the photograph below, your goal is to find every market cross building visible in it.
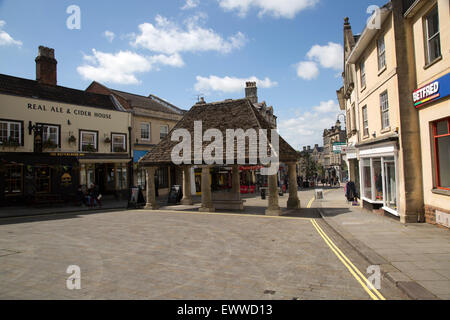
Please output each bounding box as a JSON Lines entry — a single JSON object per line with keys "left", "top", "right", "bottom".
{"left": 139, "top": 98, "right": 300, "bottom": 215}
{"left": 0, "top": 46, "right": 132, "bottom": 206}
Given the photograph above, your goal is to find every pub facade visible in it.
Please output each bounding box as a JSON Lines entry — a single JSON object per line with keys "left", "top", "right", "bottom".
{"left": 0, "top": 46, "right": 132, "bottom": 206}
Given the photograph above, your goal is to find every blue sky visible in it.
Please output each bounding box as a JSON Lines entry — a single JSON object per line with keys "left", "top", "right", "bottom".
{"left": 0, "top": 0, "right": 387, "bottom": 149}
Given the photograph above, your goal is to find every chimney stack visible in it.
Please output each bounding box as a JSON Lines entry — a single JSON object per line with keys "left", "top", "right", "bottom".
{"left": 36, "top": 46, "right": 57, "bottom": 86}
{"left": 245, "top": 82, "right": 258, "bottom": 104}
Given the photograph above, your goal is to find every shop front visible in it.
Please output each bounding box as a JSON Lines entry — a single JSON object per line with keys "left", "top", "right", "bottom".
{"left": 79, "top": 158, "right": 131, "bottom": 199}
{"left": 0, "top": 153, "right": 79, "bottom": 206}
{"left": 359, "top": 142, "right": 400, "bottom": 217}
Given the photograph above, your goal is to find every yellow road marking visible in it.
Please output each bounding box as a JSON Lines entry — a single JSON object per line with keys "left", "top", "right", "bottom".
{"left": 311, "top": 219, "right": 385, "bottom": 300}
{"left": 307, "top": 192, "right": 386, "bottom": 300}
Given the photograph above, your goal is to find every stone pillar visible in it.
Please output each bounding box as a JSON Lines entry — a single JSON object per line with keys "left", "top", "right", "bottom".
{"left": 287, "top": 162, "right": 301, "bottom": 209}
{"left": 145, "top": 167, "right": 159, "bottom": 210}
{"left": 181, "top": 166, "right": 193, "bottom": 205}
{"left": 266, "top": 172, "right": 281, "bottom": 216}
{"left": 199, "top": 166, "right": 215, "bottom": 212}
{"left": 232, "top": 165, "right": 241, "bottom": 196}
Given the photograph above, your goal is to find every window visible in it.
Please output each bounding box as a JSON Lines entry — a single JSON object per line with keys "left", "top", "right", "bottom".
{"left": 116, "top": 164, "right": 128, "bottom": 190}
{"left": 380, "top": 91, "right": 390, "bottom": 129}
{"left": 137, "top": 168, "right": 147, "bottom": 190}
{"left": 156, "top": 167, "right": 169, "bottom": 189}
{"left": 362, "top": 159, "right": 372, "bottom": 199}
{"left": 433, "top": 118, "right": 450, "bottom": 190}
{"left": 362, "top": 106, "right": 369, "bottom": 137}
{"left": 384, "top": 157, "right": 397, "bottom": 211}
{"left": 360, "top": 60, "right": 366, "bottom": 88}
{"left": 0, "top": 120, "right": 22, "bottom": 145}
{"left": 5, "top": 165, "right": 23, "bottom": 195}
{"left": 425, "top": 6, "right": 441, "bottom": 64}
{"left": 351, "top": 104, "right": 356, "bottom": 132}
{"left": 160, "top": 125, "right": 169, "bottom": 140}
{"left": 112, "top": 134, "right": 126, "bottom": 153}
{"left": 361, "top": 156, "right": 399, "bottom": 215}
{"left": 377, "top": 37, "right": 386, "bottom": 70}
{"left": 141, "top": 123, "right": 151, "bottom": 141}
{"left": 80, "top": 131, "right": 98, "bottom": 152}
{"left": 42, "top": 125, "right": 59, "bottom": 147}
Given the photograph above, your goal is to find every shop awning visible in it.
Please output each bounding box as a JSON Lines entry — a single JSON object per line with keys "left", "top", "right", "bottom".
{"left": 134, "top": 151, "right": 149, "bottom": 163}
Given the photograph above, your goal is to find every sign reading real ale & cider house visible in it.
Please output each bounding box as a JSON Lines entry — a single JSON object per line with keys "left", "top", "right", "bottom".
{"left": 27, "top": 103, "right": 113, "bottom": 119}
{"left": 413, "top": 73, "right": 450, "bottom": 108}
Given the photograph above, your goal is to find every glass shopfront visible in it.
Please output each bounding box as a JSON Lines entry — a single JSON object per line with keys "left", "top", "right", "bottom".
{"left": 361, "top": 155, "right": 399, "bottom": 216}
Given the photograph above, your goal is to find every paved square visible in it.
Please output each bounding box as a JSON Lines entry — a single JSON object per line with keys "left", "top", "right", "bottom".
{"left": 0, "top": 209, "right": 407, "bottom": 300}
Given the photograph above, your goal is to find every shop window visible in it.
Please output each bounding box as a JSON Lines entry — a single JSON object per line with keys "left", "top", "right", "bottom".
{"left": 362, "top": 159, "right": 372, "bottom": 199}
{"left": 112, "top": 134, "right": 127, "bottom": 153}
{"left": 141, "top": 123, "right": 151, "bottom": 141}
{"left": 80, "top": 131, "right": 98, "bottom": 152}
{"left": 5, "top": 164, "right": 23, "bottom": 195}
{"left": 116, "top": 164, "right": 128, "bottom": 190}
{"left": 384, "top": 157, "right": 397, "bottom": 211}
{"left": 0, "top": 120, "right": 22, "bottom": 146}
{"left": 361, "top": 156, "right": 398, "bottom": 214}
{"left": 160, "top": 125, "right": 169, "bottom": 140}
{"left": 35, "top": 166, "right": 51, "bottom": 194}
{"left": 362, "top": 106, "right": 369, "bottom": 137}
{"left": 377, "top": 37, "right": 386, "bottom": 70}
{"left": 373, "top": 159, "right": 384, "bottom": 201}
{"left": 433, "top": 118, "right": 450, "bottom": 190}
{"left": 380, "top": 91, "right": 390, "bottom": 129}
{"left": 425, "top": 6, "right": 441, "bottom": 65}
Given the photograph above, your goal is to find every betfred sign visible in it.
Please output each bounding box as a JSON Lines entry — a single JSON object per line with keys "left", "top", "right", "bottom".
{"left": 413, "top": 73, "right": 450, "bottom": 108}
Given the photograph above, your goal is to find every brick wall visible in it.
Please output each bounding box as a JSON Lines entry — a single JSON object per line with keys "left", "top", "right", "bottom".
{"left": 425, "top": 205, "right": 450, "bottom": 225}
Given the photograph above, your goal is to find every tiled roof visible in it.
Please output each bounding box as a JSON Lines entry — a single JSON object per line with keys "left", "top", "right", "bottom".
{"left": 0, "top": 74, "right": 119, "bottom": 111}
{"left": 140, "top": 98, "right": 299, "bottom": 165}
{"left": 111, "top": 89, "right": 185, "bottom": 115}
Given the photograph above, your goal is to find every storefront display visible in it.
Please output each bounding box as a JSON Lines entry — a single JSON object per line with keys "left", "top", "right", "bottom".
{"left": 360, "top": 153, "right": 398, "bottom": 216}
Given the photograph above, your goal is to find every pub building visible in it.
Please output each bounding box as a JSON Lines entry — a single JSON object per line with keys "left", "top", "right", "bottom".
{"left": 0, "top": 46, "right": 132, "bottom": 206}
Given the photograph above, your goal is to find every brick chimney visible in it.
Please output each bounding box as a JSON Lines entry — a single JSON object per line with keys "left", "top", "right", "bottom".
{"left": 36, "top": 46, "right": 57, "bottom": 86}
{"left": 245, "top": 82, "right": 258, "bottom": 104}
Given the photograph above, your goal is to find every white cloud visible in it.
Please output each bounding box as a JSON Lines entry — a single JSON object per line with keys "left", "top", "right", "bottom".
{"left": 195, "top": 75, "right": 277, "bottom": 93}
{"left": 278, "top": 100, "right": 341, "bottom": 149}
{"left": 306, "top": 42, "right": 343, "bottom": 70}
{"left": 103, "top": 30, "right": 115, "bottom": 43}
{"left": 77, "top": 49, "right": 184, "bottom": 85}
{"left": 295, "top": 42, "right": 343, "bottom": 80}
{"left": 296, "top": 61, "right": 319, "bottom": 80}
{"left": 181, "top": 0, "right": 200, "bottom": 10}
{"left": 131, "top": 15, "right": 246, "bottom": 55}
{"left": 0, "top": 20, "right": 22, "bottom": 47}
{"left": 218, "top": 0, "right": 319, "bottom": 19}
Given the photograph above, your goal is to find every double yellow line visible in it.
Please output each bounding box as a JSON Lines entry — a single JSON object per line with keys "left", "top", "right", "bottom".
{"left": 308, "top": 196, "right": 386, "bottom": 300}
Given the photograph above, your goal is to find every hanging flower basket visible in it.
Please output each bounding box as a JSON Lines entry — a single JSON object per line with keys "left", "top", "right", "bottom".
{"left": 68, "top": 135, "right": 77, "bottom": 144}
{"left": 104, "top": 137, "right": 112, "bottom": 144}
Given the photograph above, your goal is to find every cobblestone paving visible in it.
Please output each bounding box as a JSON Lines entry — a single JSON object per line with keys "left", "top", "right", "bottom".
{"left": 0, "top": 194, "right": 408, "bottom": 300}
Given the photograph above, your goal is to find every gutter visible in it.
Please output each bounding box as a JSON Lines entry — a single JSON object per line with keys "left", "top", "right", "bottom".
{"left": 347, "top": 4, "right": 392, "bottom": 65}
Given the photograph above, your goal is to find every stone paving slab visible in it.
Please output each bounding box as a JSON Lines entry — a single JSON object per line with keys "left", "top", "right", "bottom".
{"left": 0, "top": 199, "right": 407, "bottom": 300}
{"left": 317, "top": 188, "right": 449, "bottom": 300}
